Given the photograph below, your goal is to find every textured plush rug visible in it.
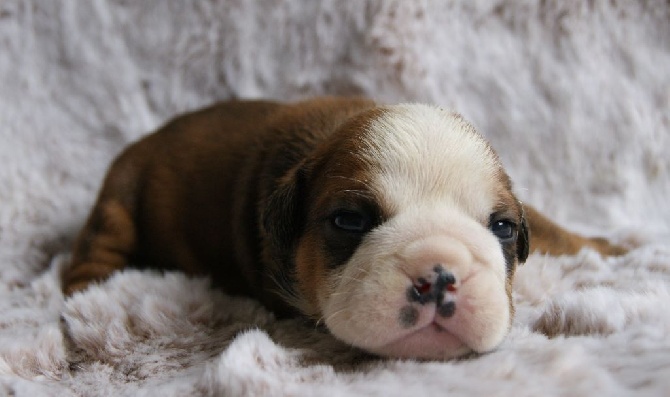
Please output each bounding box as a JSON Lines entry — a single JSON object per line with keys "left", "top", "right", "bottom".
{"left": 1, "top": 1, "right": 669, "bottom": 396}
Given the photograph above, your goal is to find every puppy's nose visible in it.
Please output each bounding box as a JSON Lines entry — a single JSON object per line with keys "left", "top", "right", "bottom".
{"left": 407, "top": 265, "right": 457, "bottom": 317}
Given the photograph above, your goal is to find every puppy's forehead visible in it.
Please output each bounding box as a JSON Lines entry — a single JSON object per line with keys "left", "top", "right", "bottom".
{"left": 359, "top": 104, "right": 503, "bottom": 218}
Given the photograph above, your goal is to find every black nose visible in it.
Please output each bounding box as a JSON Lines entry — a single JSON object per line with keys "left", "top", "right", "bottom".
{"left": 407, "top": 265, "right": 457, "bottom": 313}
{"left": 432, "top": 265, "right": 456, "bottom": 291}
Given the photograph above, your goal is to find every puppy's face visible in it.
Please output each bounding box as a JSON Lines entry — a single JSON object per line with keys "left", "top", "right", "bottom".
{"left": 264, "top": 104, "right": 529, "bottom": 360}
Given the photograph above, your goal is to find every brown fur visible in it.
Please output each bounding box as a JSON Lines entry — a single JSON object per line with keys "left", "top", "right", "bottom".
{"left": 63, "top": 97, "right": 626, "bottom": 320}
{"left": 525, "top": 205, "right": 627, "bottom": 256}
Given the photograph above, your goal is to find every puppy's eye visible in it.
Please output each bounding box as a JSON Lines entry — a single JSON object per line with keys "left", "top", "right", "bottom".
{"left": 490, "top": 220, "right": 516, "bottom": 242}
{"left": 331, "top": 210, "right": 371, "bottom": 233}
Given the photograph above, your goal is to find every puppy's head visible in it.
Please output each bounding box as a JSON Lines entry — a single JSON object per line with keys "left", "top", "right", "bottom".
{"left": 263, "top": 104, "right": 529, "bottom": 360}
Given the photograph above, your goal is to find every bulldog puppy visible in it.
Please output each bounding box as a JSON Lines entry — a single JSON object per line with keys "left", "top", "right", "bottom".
{"left": 62, "top": 97, "right": 625, "bottom": 360}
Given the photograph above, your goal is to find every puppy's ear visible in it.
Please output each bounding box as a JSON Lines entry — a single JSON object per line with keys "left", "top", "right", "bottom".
{"left": 261, "top": 165, "right": 306, "bottom": 264}
{"left": 517, "top": 205, "right": 530, "bottom": 264}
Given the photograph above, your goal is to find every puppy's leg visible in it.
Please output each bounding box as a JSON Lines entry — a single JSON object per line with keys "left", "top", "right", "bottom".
{"left": 63, "top": 151, "right": 141, "bottom": 296}
{"left": 525, "top": 205, "right": 627, "bottom": 256}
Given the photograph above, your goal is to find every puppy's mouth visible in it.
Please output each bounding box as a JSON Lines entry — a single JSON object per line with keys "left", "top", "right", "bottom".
{"left": 321, "top": 267, "right": 510, "bottom": 360}
{"left": 318, "top": 226, "right": 512, "bottom": 360}
{"left": 368, "top": 300, "right": 473, "bottom": 360}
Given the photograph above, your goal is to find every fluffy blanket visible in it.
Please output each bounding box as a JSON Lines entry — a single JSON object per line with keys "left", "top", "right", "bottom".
{"left": 1, "top": 1, "right": 669, "bottom": 396}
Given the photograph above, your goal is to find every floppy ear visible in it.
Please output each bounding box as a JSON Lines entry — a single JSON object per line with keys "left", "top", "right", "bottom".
{"left": 517, "top": 205, "right": 530, "bottom": 264}
{"left": 260, "top": 166, "right": 306, "bottom": 265}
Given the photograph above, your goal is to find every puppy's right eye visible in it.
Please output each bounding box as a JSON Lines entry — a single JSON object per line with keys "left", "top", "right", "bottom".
{"left": 331, "top": 210, "right": 371, "bottom": 233}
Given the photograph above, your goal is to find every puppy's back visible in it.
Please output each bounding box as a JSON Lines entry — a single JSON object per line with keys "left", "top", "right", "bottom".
{"left": 63, "top": 97, "right": 376, "bottom": 314}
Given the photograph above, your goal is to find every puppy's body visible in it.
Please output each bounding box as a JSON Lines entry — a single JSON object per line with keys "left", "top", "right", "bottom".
{"left": 64, "top": 97, "right": 624, "bottom": 359}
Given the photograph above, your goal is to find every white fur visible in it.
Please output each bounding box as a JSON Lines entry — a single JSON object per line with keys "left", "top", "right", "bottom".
{"left": 321, "top": 207, "right": 510, "bottom": 359}
{"left": 364, "top": 105, "right": 501, "bottom": 220}
{"left": 320, "top": 107, "right": 511, "bottom": 358}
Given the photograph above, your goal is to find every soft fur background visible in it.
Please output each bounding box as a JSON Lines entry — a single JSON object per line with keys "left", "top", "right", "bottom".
{"left": 1, "top": 1, "right": 669, "bottom": 396}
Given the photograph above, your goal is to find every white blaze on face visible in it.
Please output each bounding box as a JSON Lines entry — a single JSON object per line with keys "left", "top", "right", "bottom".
{"left": 365, "top": 105, "right": 502, "bottom": 217}
{"left": 319, "top": 105, "right": 512, "bottom": 359}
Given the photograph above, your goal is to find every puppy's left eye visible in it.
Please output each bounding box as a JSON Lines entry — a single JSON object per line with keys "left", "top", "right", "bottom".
{"left": 331, "top": 210, "right": 371, "bottom": 233}
{"left": 490, "top": 220, "right": 516, "bottom": 242}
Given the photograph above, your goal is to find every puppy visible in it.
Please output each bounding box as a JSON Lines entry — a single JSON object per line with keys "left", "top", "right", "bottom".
{"left": 63, "top": 97, "right": 625, "bottom": 360}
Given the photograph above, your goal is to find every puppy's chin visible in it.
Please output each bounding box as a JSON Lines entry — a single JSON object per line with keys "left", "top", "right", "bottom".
{"left": 317, "top": 207, "right": 511, "bottom": 360}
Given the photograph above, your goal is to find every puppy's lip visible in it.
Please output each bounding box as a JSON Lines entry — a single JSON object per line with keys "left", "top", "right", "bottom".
{"left": 370, "top": 294, "right": 472, "bottom": 358}
{"left": 372, "top": 317, "right": 472, "bottom": 359}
